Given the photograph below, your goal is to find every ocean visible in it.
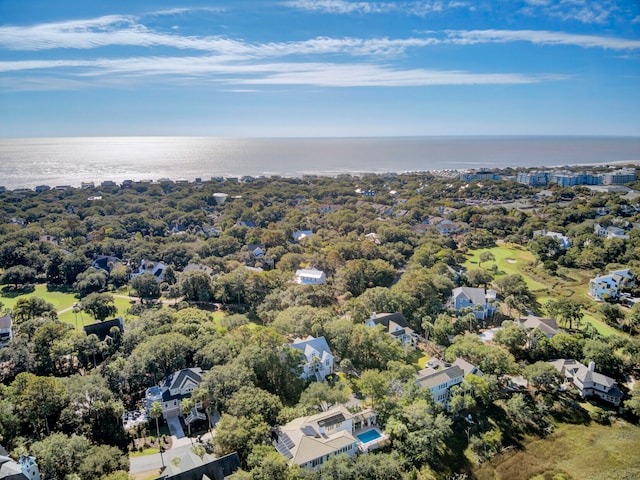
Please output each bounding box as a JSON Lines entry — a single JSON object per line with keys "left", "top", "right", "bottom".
{"left": 0, "top": 136, "right": 639, "bottom": 190}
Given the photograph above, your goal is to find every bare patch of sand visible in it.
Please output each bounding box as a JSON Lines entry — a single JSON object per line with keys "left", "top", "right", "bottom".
{"left": 505, "top": 258, "right": 517, "bottom": 263}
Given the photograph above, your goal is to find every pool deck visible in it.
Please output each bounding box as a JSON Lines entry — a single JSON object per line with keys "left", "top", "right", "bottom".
{"left": 355, "top": 426, "right": 390, "bottom": 453}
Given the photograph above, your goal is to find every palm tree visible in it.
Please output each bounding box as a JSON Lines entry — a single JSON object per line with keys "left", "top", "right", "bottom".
{"left": 149, "top": 401, "right": 163, "bottom": 440}
{"left": 180, "top": 398, "right": 195, "bottom": 438}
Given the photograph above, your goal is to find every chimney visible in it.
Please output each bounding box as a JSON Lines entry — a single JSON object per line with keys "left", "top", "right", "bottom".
{"left": 372, "top": 312, "right": 377, "bottom": 319}
{"left": 588, "top": 361, "right": 595, "bottom": 372}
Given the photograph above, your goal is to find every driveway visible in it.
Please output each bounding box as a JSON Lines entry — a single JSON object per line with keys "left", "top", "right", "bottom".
{"left": 166, "top": 415, "right": 185, "bottom": 439}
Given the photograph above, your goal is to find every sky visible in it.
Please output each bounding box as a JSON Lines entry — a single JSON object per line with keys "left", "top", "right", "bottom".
{"left": 1, "top": 0, "right": 639, "bottom": 138}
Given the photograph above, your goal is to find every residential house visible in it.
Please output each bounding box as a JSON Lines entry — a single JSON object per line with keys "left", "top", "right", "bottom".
{"left": 131, "top": 260, "right": 168, "bottom": 283}
{"left": 155, "top": 451, "right": 240, "bottom": 480}
{"left": 0, "top": 315, "right": 13, "bottom": 349}
{"left": 83, "top": 317, "right": 124, "bottom": 342}
{"left": 447, "top": 287, "right": 498, "bottom": 320}
{"left": 292, "top": 230, "right": 313, "bottom": 242}
{"left": 146, "top": 368, "right": 205, "bottom": 418}
{"left": 183, "top": 263, "right": 215, "bottom": 277}
{"left": 588, "top": 268, "right": 635, "bottom": 301}
{"left": 519, "top": 316, "right": 559, "bottom": 339}
{"left": 364, "top": 312, "right": 417, "bottom": 349}
{"left": 593, "top": 223, "right": 629, "bottom": 240}
{"left": 533, "top": 229, "right": 571, "bottom": 249}
{"left": 549, "top": 359, "right": 623, "bottom": 406}
{"left": 235, "top": 220, "right": 257, "bottom": 228}
{"left": 92, "top": 255, "right": 124, "bottom": 274}
{"left": 246, "top": 244, "right": 266, "bottom": 258}
{"left": 289, "top": 336, "right": 334, "bottom": 381}
{"left": 435, "top": 219, "right": 469, "bottom": 235}
{"left": 295, "top": 268, "right": 327, "bottom": 285}
{"left": 273, "top": 405, "right": 387, "bottom": 469}
{"left": 415, "top": 360, "right": 465, "bottom": 407}
{"left": 0, "top": 449, "right": 41, "bottom": 480}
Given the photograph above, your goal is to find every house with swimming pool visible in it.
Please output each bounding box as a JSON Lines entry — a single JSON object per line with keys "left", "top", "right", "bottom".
{"left": 272, "top": 405, "right": 388, "bottom": 469}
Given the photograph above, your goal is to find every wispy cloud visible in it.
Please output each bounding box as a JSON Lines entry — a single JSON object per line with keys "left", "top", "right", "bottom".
{"left": 443, "top": 29, "right": 640, "bottom": 50}
{"left": 284, "top": 0, "right": 466, "bottom": 16}
{"left": 522, "top": 0, "right": 628, "bottom": 25}
{"left": 0, "top": 54, "right": 566, "bottom": 90}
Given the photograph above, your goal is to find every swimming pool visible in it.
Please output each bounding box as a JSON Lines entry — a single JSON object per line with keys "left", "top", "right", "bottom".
{"left": 357, "top": 429, "right": 382, "bottom": 443}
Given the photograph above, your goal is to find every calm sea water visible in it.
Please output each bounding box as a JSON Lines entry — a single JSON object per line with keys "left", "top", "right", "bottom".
{"left": 0, "top": 136, "right": 639, "bottom": 190}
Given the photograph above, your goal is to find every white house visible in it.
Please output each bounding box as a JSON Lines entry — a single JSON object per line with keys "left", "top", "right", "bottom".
{"left": 549, "top": 359, "right": 623, "bottom": 406}
{"left": 447, "top": 287, "right": 498, "bottom": 320}
{"left": 364, "top": 312, "right": 417, "bottom": 349}
{"left": 295, "top": 268, "right": 327, "bottom": 285}
{"left": 0, "top": 315, "right": 13, "bottom": 349}
{"left": 292, "top": 230, "right": 313, "bottom": 242}
{"left": 588, "top": 268, "right": 635, "bottom": 301}
{"left": 416, "top": 360, "right": 465, "bottom": 407}
{"left": 0, "top": 451, "right": 41, "bottom": 480}
{"left": 273, "top": 405, "right": 386, "bottom": 469}
{"left": 533, "top": 230, "right": 571, "bottom": 249}
{"left": 289, "top": 336, "right": 334, "bottom": 381}
{"left": 145, "top": 367, "right": 204, "bottom": 419}
{"left": 130, "top": 259, "right": 168, "bottom": 283}
{"left": 594, "top": 223, "right": 629, "bottom": 240}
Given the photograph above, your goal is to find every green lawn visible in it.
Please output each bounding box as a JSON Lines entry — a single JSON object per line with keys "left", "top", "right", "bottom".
{"left": 464, "top": 245, "right": 547, "bottom": 291}
{"left": 1, "top": 284, "right": 77, "bottom": 311}
{"left": 465, "top": 245, "right": 632, "bottom": 338}
{"left": 1, "top": 283, "right": 137, "bottom": 331}
{"left": 474, "top": 420, "right": 640, "bottom": 480}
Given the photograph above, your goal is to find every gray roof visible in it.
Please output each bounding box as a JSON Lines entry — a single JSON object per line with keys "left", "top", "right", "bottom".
{"left": 416, "top": 365, "right": 464, "bottom": 389}
{"left": 290, "top": 336, "right": 332, "bottom": 357}
{"left": 0, "top": 316, "right": 12, "bottom": 330}
{"left": 451, "top": 287, "right": 492, "bottom": 305}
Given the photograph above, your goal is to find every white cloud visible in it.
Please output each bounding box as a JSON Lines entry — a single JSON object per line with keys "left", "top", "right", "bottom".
{"left": 444, "top": 29, "right": 640, "bottom": 50}
{"left": 0, "top": 54, "right": 565, "bottom": 89}
{"left": 285, "top": 0, "right": 464, "bottom": 16}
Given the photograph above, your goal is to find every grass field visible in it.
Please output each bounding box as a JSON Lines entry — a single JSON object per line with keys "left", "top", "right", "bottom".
{"left": 0, "top": 284, "right": 137, "bottom": 330}
{"left": 473, "top": 420, "right": 640, "bottom": 480}
{"left": 464, "top": 245, "right": 547, "bottom": 292}
{"left": 464, "top": 244, "right": 629, "bottom": 337}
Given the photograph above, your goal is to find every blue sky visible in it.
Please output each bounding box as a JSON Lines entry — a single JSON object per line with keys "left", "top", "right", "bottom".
{"left": 1, "top": 0, "right": 639, "bottom": 137}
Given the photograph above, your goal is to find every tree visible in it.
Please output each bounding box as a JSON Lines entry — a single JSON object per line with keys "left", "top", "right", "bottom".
{"left": 214, "top": 414, "right": 270, "bottom": 463}
{"left": 298, "top": 382, "right": 350, "bottom": 413}
{"left": 523, "top": 361, "right": 563, "bottom": 391}
{"left": 478, "top": 251, "right": 495, "bottom": 268}
{"left": 0, "top": 265, "right": 37, "bottom": 288}
{"left": 358, "top": 369, "right": 389, "bottom": 411}
{"left": 149, "top": 401, "right": 163, "bottom": 439}
{"left": 12, "top": 297, "right": 56, "bottom": 322}
{"left": 82, "top": 293, "right": 117, "bottom": 321}
{"left": 130, "top": 273, "right": 161, "bottom": 304}
{"left": 227, "top": 386, "right": 283, "bottom": 425}
{"left": 545, "top": 299, "right": 583, "bottom": 330}
{"left": 493, "top": 321, "right": 528, "bottom": 358}
{"left": 10, "top": 372, "right": 67, "bottom": 435}
{"left": 73, "top": 267, "right": 108, "bottom": 296}
{"left": 626, "top": 382, "right": 640, "bottom": 418}
{"left": 598, "top": 303, "right": 625, "bottom": 328}
{"left": 180, "top": 270, "right": 214, "bottom": 302}
{"left": 464, "top": 268, "right": 494, "bottom": 288}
